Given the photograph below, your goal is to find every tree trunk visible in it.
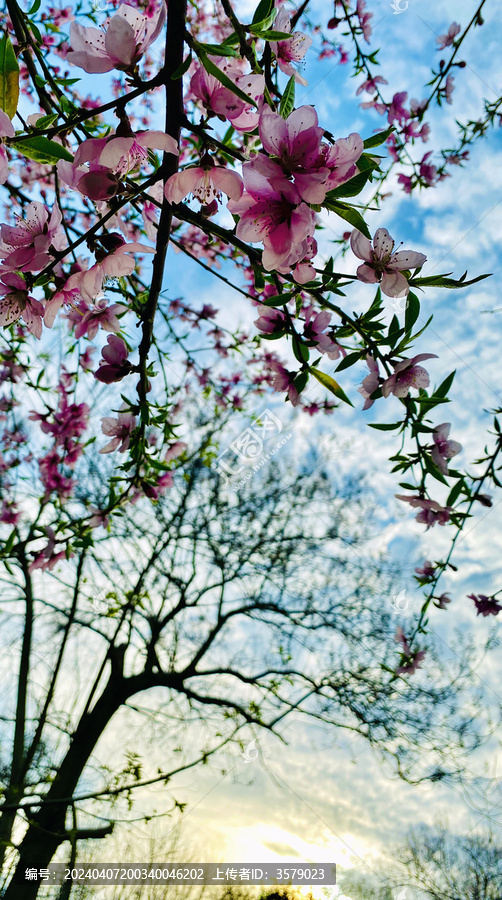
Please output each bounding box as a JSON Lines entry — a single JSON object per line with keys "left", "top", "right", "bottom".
{"left": 3, "top": 675, "right": 126, "bottom": 900}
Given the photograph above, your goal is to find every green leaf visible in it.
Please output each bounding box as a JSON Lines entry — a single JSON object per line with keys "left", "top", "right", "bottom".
{"left": 292, "top": 334, "right": 309, "bottom": 363}
{"left": 252, "top": 0, "right": 275, "bottom": 25}
{"left": 447, "top": 479, "right": 464, "bottom": 507}
{"left": 196, "top": 42, "right": 239, "bottom": 57}
{"left": 309, "top": 367, "right": 354, "bottom": 406}
{"left": 29, "top": 20, "right": 42, "bottom": 43}
{"left": 410, "top": 272, "right": 491, "bottom": 290}
{"left": 0, "top": 33, "right": 20, "bottom": 119}
{"left": 31, "top": 113, "right": 58, "bottom": 129}
{"left": 294, "top": 370, "right": 309, "bottom": 394}
{"left": 323, "top": 199, "right": 371, "bottom": 240}
{"left": 368, "top": 422, "right": 402, "bottom": 431}
{"left": 363, "top": 127, "right": 393, "bottom": 149}
{"left": 279, "top": 75, "right": 295, "bottom": 119}
{"left": 171, "top": 52, "right": 193, "bottom": 79}
{"left": 325, "top": 170, "right": 372, "bottom": 200}
{"left": 260, "top": 290, "right": 296, "bottom": 307}
{"left": 404, "top": 291, "right": 420, "bottom": 331}
{"left": 198, "top": 53, "right": 258, "bottom": 108}
{"left": 28, "top": 0, "right": 42, "bottom": 13}
{"left": 15, "top": 136, "right": 73, "bottom": 164}
{"left": 434, "top": 370, "right": 455, "bottom": 399}
{"left": 250, "top": 28, "right": 291, "bottom": 39}
{"left": 423, "top": 454, "right": 448, "bottom": 485}
{"left": 335, "top": 350, "right": 361, "bottom": 372}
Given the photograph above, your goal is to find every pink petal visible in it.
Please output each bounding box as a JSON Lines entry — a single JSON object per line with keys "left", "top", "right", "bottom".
{"left": 390, "top": 250, "right": 427, "bottom": 270}
{"left": 137, "top": 131, "right": 179, "bottom": 155}
{"left": 67, "top": 51, "right": 115, "bottom": 74}
{"left": 350, "top": 229, "right": 372, "bottom": 261}
{"left": 105, "top": 15, "right": 136, "bottom": 66}
{"left": 356, "top": 263, "right": 379, "bottom": 284}
{"left": 373, "top": 228, "right": 394, "bottom": 259}
{"left": 0, "top": 109, "right": 14, "bottom": 138}
{"left": 165, "top": 168, "right": 203, "bottom": 204}
{"left": 259, "top": 107, "right": 289, "bottom": 157}
{"left": 212, "top": 167, "right": 244, "bottom": 201}
{"left": 381, "top": 269, "right": 409, "bottom": 297}
{"left": 74, "top": 138, "right": 108, "bottom": 167}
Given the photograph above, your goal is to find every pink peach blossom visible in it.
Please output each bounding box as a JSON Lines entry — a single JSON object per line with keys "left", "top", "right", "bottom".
{"left": 67, "top": 2, "right": 166, "bottom": 74}
{"left": 44, "top": 268, "right": 86, "bottom": 328}
{"left": 95, "top": 334, "right": 133, "bottom": 384}
{"left": 72, "top": 130, "right": 178, "bottom": 177}
{"left": 350, "top": 227, "right": 427, "bottom": 298}
{"left": 294, "top": 132, "right": 364, "bottom": 203}
{"left": 254, "top": 304, "right": 287, "bottom": 335}
{"left": 395, "top": 494, "right": 451, "bottom": 528}
{"left": 415, "top": 560, "right": 436, "bottom": 579}
{"left": 268, "top": 359, "right": 300, "bottom": 406}
{"left": 0, "top": 201, "right": 64, "bottom": 273}
{"left": 79, "top": 239, "right": 155, "bottom": 304}
{"left": 99, "top": 405, "right": 136, "bottom": 453}
{"left": 431, "top": 422, "right": 462, "bottom": 474}
{"left": 165, "top": 160, "right": 243, "bottom": 209}
{"left": 468, "top": 593, "right": 502, "bottom": 617}
{"left": 190, "top": 59, "right": 265, "bottom": 133}
{"left": 269, "top": 7, "right": 313, "bottom": 85}
{"left": 0, "top": 273, "right": 44, "bottom": 339}
{"left": 358, "top": 354, "right": 379, "bottom": 409}
{"left": 74, "top": 298, "right": 126, "bottom": 340}
{"left": 57, "top": 158, "right": 121, "bottom": 202}
{"left": 382, "top": 353, "right": 437, "bottom": 399}
{"left": 436, "top": 22, "right": 461, "bottom": 50}
{"left": 394, "top": 626, "right": 426, "bottom": 674}
{"left": 258, "top": 105, "right": 324, "bottom": 173}
{"left": 227, "top": 155, "right": 315, "bottom": 273}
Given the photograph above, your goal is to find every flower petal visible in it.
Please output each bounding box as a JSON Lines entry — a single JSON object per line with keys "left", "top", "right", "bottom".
{"left": 350, "top": 229, "right": 372, "bottom": 261}
{"left": 373, "top": 227, "right": 394, "bottom": 259}
{"left": 381, "top": 269, "right": 409, "bottom": 297}
{"left": 390, "top": 250, "right": 427, "bottom": 270}
{"left": 105, "top": 14, "right": 136, "bottom": 66}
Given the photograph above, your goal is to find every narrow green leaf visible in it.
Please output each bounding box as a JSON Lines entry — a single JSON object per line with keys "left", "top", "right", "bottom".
{"left": 335, "top": 350, "right": 362, "bottom": 372}
{"left": 260, "top": 290, "right": 296, "bottom": 307}
{"left": 171, "top": 52, "right": 193, "bottom": 79}
{"left": 31, "top": 113, "right": 58, "bottom": 129}
{"left": 368, "top": 422, "right": 402, "bottom": 431}
{"left": 434, "top": 370, "right": 455, "bottom": 399}
{"left": 447, "top": 479, "right": 464, "bottom": 507}
{"left": 410, "top": 272, "right": 491, "bottom": 290}
{"left": 198, "top": 53, "right": 257, "bottom": 107}
{"left": 250, "top": 28, "right": 291, "bottom": 39}
{"left": 252, "top": 0, "right": 275, "bottom": 25}
{"left": 294, "top": 371, "right": 309, "bottom": 393}
{"left": 196, "top": 42, "right": 239, "bottom": 57}
{"left": 309, "top": 367, "right": 354, "bottom": 406}
{"left": 279, "top": 75, "right": 295, "bottom": 119}
{"left": 292, "top": 334, "right": 309, "bottom": 363}
{"left": 15, "top": 136, "right": 73, "bottom": 164}
{"left": 29, "top": 21, "right": 42, "bottom": 43}
{"left": 324, "top": 199, "right": 371, "bottom": 240}
{"left": 0, "top": 33, "right": 20, "bottom": 119}
{"left": 28, "top": 0, "right": 42, "bottom": 13}
{"left": 325, "top": 170, "right": 372, "bottom": 200}
{"left": 363, "top": 127, "right": 393, "bottom": 148}
{"left": 404, "top": 291, "right": 420, "bottom": 331}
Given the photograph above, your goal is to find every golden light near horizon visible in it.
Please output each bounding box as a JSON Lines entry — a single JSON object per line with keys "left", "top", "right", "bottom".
{"left": 220, "top": 823, "right": 374, "bottom": 875}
